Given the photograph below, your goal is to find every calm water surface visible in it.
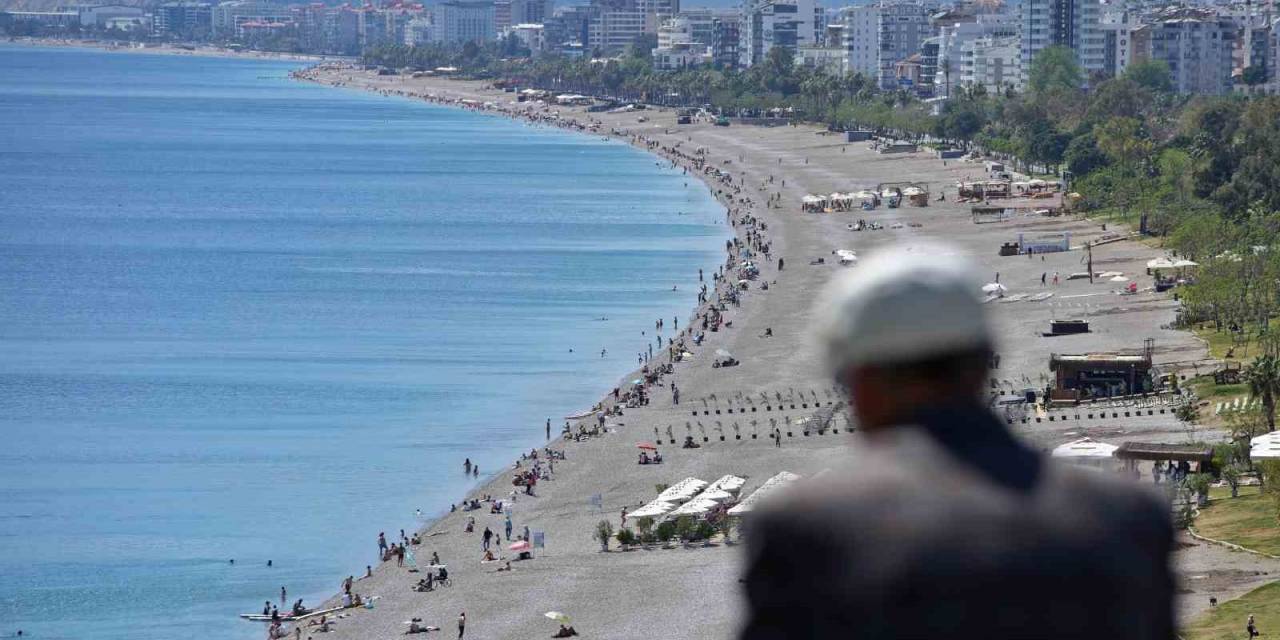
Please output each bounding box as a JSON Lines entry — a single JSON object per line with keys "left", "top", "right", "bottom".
{"left": 0, "top": 45, "right": 727, "bottom": 639}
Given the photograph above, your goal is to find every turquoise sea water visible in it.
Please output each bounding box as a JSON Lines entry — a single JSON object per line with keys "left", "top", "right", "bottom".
{"left": 0, "top": 45, "right": 727, "bottom": 639}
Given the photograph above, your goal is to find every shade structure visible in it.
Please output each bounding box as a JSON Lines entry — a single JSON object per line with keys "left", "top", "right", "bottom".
{"left": 669, "top": 496, "right": 719, "bottom": 517}
{"left": 656, "top": 477, "right": 707, "bottom": 503}
{"left": 697, "top": 489, "right": 735, "bottom": 503}
{"left": 1051, "top": 437, "right": 1118, "bottom": 459}
{"left": 628, "top": 500, "right": 676, "bottom": 518}
{"left": 727, "top": 471, "right": 801, "bottom": 515}
{"left": 706, "top": 474, "right": 748, "bottom": 495}
{"left": 1252, "top": 432, "right": 1280, "bottom": 459}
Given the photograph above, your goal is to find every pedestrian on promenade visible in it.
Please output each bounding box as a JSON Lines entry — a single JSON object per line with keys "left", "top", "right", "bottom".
{"left": 457, "top": 612, "right": 466, "bottom": 639}
{"left": 741, "top": 247, "right": 1174, "bottom": 640}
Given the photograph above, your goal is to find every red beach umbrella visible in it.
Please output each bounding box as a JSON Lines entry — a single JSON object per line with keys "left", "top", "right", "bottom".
{"left": 509, "top": 540, "right": 532, "bottom": 552}
{"left": 636, "top": 442, "right": 658, "bottom": 450}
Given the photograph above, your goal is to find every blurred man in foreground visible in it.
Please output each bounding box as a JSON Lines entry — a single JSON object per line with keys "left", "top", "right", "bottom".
{"left": 741, "top": 247, "right": 1174, "bottom": 640}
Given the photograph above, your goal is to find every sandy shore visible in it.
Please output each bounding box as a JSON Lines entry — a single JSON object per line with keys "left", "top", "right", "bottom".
{"left": 6, "top": 36, "right": 346, "bottom": 62}
{"left": 265, "top": 65, "right": 1271, "bottom": 639}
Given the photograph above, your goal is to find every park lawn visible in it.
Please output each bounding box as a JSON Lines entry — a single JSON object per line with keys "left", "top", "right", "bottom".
{"left": 1184, "top": 580, "right": 1280, "bottom": 640}
{"left": 1208, "top": 484, "right": 1262, "bottom": 500}
{"left": 1187, "top": 375, "right": 1248, "bottom": 399}
{"left": 1195, "top": 492, "right": 1280, "bottom": 556}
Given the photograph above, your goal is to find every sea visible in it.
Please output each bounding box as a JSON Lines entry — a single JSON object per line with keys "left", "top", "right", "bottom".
{"left": 0, "top": 44, "right": 728, "bottom": 639}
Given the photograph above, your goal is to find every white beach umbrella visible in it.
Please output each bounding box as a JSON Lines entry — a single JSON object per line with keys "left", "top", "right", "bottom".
{"left": 628, "top": 501, "right": 676, "bottom": 518}
{"left": 728, "top": 471, "right": 801, "bottom": 515}
{"left": 982, "top": 283, "right": 1007, "bottom": 294}
{"left": 1051, "top": 437, "right": 1118, "bottom": 459}
{"left": 1146, "top": 257, "right": 1176, "bottom": 269}
{"left": 1109, "top": 275, "right": 1129, "bottom": 282}
{"left": 1172, "top": 259, "right": 1199, "bottom": 268}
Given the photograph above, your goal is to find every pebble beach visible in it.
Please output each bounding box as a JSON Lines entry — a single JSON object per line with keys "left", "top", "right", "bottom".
{"left": 276, "top": 66, "right": 1277, "bottom": 639}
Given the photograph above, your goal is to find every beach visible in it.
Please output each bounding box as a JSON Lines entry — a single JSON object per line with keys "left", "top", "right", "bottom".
{"left": 274, "top": 66, "right": 1273, "bottom": 639}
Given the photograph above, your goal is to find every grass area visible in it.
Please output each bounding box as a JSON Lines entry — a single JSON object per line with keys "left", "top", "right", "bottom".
{"left": 1191, "top": 320, "right": 1277, "bottom": 361}
{"left": 1184, "top": 580, "right": 1280, "bottom": 640}
{"left": 1209, "top": 484, "right": 1262, "bottom": 500}
{"left": 1195, "top": 492, "right": 1280, "bottom": 555}
{"left": 1187, "top": 375, "right": 1248, "bottom": 400}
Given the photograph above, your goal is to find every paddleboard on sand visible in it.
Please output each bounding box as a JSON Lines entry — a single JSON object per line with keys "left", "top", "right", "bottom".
{"left": 240, "top": 606, "right": 344, "bottom": 622}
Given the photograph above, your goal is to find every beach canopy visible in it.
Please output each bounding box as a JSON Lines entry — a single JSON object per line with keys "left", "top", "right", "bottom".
{"left": 545, "top": 612, "right": 571, "bottom": 623}
{"left": 1172, "top": 259, "right": 1199, "bottom": 268}
{"left": 696, "top": 489, "right": 735, "bottom": 503}
{"left": 657, "top": 477, "right": 707, "bottom": 503}
{"left": 728, "top": 471, "right": 801, "bottom": 515}
{"left": 636, "top": 442, "right": 657, "bottom": 450}
{"left": 1146, "top": 257, "right": 1176, "bottom": 269}
{"left": 628, "top": 500, "right": 676, "bottom": 518}
{"left": 1051, "top": 437, "right": 1118, "bottom": 459}
{"left": 669, "top": 496, "right": 719, "bottom": 517}
{"left": 836, "top": 249, "right": 858, "bottom": 264}
{"left": 1252, "top": 432, "right": 1280, "bottom": 459}
{"left": 706, "top": 474, "right": 748, "bottom": 495}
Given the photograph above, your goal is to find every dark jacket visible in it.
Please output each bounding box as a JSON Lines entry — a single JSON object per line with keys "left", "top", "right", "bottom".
{"left": 740, "top": 403, "right": 1174, "bottom": 640}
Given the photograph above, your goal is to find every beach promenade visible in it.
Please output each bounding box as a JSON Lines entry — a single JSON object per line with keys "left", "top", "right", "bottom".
{"left": 281, "top": 67, "right": 1277, "bottom": 639}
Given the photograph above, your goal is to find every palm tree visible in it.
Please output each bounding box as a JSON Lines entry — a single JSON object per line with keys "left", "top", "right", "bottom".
{"left": 1245, "top": 354, "right": 1280, "bottom": 430}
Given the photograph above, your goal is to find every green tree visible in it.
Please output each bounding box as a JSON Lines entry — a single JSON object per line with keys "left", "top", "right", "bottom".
{"left": 1028, "top": 46, "right": 1083, "bottom": 94}
{"left": 1122, "top": 60, "right": 1173, "bottom": 93}
{"left": 1246, "top": 354, "right": 1280, "bottom": 430}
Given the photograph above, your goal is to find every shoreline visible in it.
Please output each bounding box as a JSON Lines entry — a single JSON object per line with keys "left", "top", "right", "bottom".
{"left": 261, "top": 64, "right": 1251, "bottom": 638}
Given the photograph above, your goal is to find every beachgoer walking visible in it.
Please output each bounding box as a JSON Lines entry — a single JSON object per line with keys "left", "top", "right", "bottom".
{"left": 1053, "top": 272, "right": 1060, "bottom": 285}
{"left": 1041, "top": 272, "right": 1046, "bottom": 286}
{"left": 378, "top": 532, "right": 387, "bottom": 558}
{"left": 505, "top": 516, "right": 513, "bottom": 539}
{"left": 523, "top": 525, "right": 530, "bottom": 542}
{"left": 546, "top": 418, "right": 551, "bottom": 440}
{"left": 777, "top": 257, "right": 784, "bottom": 271}
{"left": 621, "top": 507, "right": 628, "bottom": 528}
{"left": 483, "top": 527, "right": 493, "bottom": 551}
{"left": 280, "top": 586, "right": 286, "bottom": 605}
{"left": 343, "top": 575, "right": 353, "bottom": 594}
{"left": 1249, "top": 614, "right": 1260, "bottom": 638}
{"left": 458, "top": 612, "right": 466, "bottom": 639}
{"left": 464, "top": 458, "right": 471, "bottom": 474}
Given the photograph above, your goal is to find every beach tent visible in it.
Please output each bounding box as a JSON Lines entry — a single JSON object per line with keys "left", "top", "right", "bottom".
{"left": 1251, "top": 432, "right": 1280, "bottom": 459}
{"left": 1146, "top": 257, "right": 1176, "bottom": 270}
{"left": 706, "top": 474, "right": 747, "bottom": 495}
{"left": 628, "top": 500, "right": 676, "bottom": 518}
{"left": 668, "top": 496, "right": 719, "bottom": 517}
{"left": 727, "top": 471, "right": 801, "bottom": 515}
{"left": 1051, "top": 437, "right": 1118, "bottom": 459}
{"left": 696, "top": 489, "right": 735, "bottom": 503}
{"left": 656, "top": 477, "right": 707, "bottom": 503}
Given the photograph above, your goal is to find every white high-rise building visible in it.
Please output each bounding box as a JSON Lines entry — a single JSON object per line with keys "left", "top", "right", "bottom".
{"left": 434, "top": 0, "right": 496, "bottom": 44}
{"left": 739, "top": 0, "right": 820, "bottom": 67}
{"left": 1018, "top": 0, "right": 1103, "bottom": 88}
{"left": 840, "top": 4, "right": 880, "bottom": 79}
{"left": 936, "top": 13, "right": 1016, "bottom": 96}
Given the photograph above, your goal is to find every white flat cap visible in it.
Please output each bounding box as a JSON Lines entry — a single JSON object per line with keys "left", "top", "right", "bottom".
{"left": 815, "top": 245, "right": 991, "bottom": 374}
